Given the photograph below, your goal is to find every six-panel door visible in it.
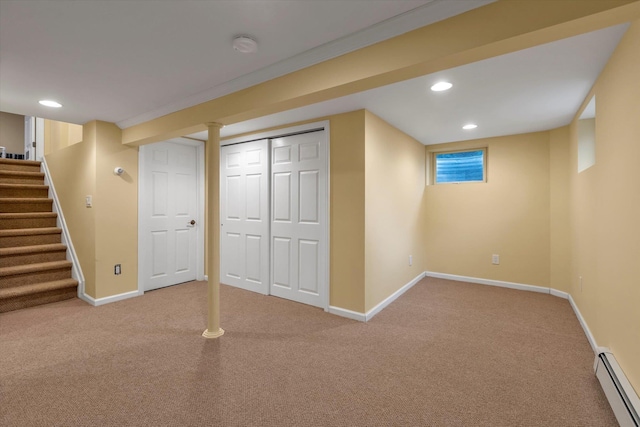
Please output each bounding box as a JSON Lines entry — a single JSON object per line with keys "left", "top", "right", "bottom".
{"left": 142, "top": 141, "right": 198, "bottom": 291}
{"left": 220, "top": 139, "right": 270, "bottom": 294}
{"left": 270, "top": 131, "right": 327, "bottom": 308}
{"left": 220, "top": 131, "right": 327, "bottom": 308}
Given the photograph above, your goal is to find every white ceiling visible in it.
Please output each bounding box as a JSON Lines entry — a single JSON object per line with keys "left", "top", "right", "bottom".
{"left": 0, "top": 0, "right": 492, "bottom": 127}
{"left": 191, "top": 23, "right": 626, "bottom": 145}
{"left": 0, "top": 1, "right": 628, "bottom": 147}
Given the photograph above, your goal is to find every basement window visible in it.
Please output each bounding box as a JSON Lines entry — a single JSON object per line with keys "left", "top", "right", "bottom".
{"left": 434, "top": 149, "right": 486, "bottom": 184}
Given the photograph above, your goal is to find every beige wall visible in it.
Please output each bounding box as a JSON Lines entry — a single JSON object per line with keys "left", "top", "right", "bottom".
{"left": 568, "top": 20, "right": 640, "bottom": 393}
{"left": 549, "top": 126, "right": 571, "bottom": 293}
{"left": 0, "top": 111, "right": 24, "bottom": 155}
{"left": 46, "top": 123, "right": 98, "bottom": 296}
{"left": 329, "top": 111, "right": 366, "bottom": 313}
{"left": 364, "top": 111, "right": 426, "bottom": 311}
{"left": 94, "top": 121, "right": 138, "bottom": 298}
{"left": 45, "top": 121, "right": 138, "bottom": 299}
{"left": 424, "top": 132, "right": 551, "bottom": 287}
{"left": 44, "top": 119, "right": 83, "bottom": 155}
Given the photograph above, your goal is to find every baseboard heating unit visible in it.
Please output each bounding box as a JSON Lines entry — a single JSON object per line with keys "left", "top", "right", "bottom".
{"left": 594, "top": 350, "right": 640, "bottom": 427}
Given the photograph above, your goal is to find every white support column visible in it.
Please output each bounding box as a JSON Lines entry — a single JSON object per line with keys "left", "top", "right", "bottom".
{"left": 202, "top": 122, "right": 224, "bottom": 339}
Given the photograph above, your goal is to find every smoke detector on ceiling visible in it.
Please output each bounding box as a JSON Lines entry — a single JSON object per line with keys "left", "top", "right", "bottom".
{"left": 233, "top": 36, "right": 258, "bottom": 54}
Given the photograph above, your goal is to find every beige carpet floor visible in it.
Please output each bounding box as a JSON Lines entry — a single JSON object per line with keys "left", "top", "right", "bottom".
{"left": 0, "top": 277, "right": 616, "bottom": 426}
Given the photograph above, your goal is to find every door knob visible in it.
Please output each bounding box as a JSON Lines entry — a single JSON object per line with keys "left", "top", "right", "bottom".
{"left": 189, "top": 220, "right": 196, "bottom": 225}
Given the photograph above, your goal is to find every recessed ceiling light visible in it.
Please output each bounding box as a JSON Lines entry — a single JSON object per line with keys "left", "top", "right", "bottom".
{"left": 430, "top": 82, "right": 453, "bottom": 92}
{"left": 39, "top": 100, "right": 62, "bottom": 108}
{"left": 233, "top": 36, "right": 258, "bottom": 54}
{"left": 463, "top": 124, "right": 478, "bottom": 130}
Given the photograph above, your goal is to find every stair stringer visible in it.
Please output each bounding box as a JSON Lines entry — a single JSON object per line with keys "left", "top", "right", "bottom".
{"left": 41, "top": 158, "right": 88, "bottom": 304}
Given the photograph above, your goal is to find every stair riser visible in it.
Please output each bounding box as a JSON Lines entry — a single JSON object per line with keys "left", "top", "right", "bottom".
{"left": 0, "top": 250, "right": 67, "bottom": 268}
{"left": 1, "top": 267, "right": 73, "bottom": 289}
{"left": 0, "top": 163, "right": 41, "bottom": 173}
{"left": 0, "top": 201, "right": 53, "bottom": 213}
{"left": 0, "top": 188, "right": 49, "bottom": 198}
{"left": 0, "top": 176, "right": 45, "bottom": 185}
{"left": 0, "top": 217, "right": 58, "bottom": 230}
{"left": 0, "top": 287, "right": 77, "bottom": 313}
{"left": 0, "top": 233, "right": 62, "bottom": 248}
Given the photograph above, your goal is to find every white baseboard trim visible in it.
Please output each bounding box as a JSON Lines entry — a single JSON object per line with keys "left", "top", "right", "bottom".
{"left": 329, "top": 271, "right": 427, "bottom": 322}
{"left": 328, "top": 306, "right": 366, "bottom": 322}
{"left": 79, "top": 290, "right": 142, "bottom": 307}
{"left": 568, "top": 293, "right": 598, "bottom": 353}
{"left": 365, "top": 272, "right": 426, "bottom": 321}
{"left": 550, "top": 288, "right": 569, "bottom": 299}
{"left": 425, "top": 271, "right": 551, "bottom": 294}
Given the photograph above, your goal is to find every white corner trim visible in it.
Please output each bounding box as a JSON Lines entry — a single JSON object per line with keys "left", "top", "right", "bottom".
{"left": 328, "top": 306, "right": 366, "bottom": 322}
{"left": 425, "top": 271, "right": 551, "bottom": 294}
{"left": 203, "top": 275, "right": 208, "bottom": 282}
{"left": 365, "top": 272, "right": 426, "bottom": 321}
{"left": 79, "top": 290, "right": 142, "bottom": 307}
{"left": 550, "top": 288, "right": 569, "bottom": 299}
{"left": 40, "top": 158, "right": 86, "bottom": 300}
{"left": 567, "top": 293, "right": 598, "bottom": 353}
{"left": 328, "top": 272, "right": 426, "bottom": 322}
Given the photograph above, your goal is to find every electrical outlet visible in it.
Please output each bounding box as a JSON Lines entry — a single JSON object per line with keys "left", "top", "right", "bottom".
{"left": 409, "top": 255, "right": 413, "bottom": 266}
{"left": 492, "top": 254, "right": 500, "bottom": 265}
{"left": 114, "top": 264, "right": 121, "bottom": 275}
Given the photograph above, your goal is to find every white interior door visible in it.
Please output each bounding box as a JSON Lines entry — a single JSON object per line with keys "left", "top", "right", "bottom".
{"left": 220, "top": 139, "right": 270, "bottom": 294}
{"left": 270, "top": 131, "right": 327, "bottom": 308}
{"left": 141, "top": 140, "right": 199, "bottom": 291}
{"left": 23, "top": 116, "right": 43, "bottom": 161}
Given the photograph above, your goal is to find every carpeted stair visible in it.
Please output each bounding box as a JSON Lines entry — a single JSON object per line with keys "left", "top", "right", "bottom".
{"left": 0, "top": 158, "right": 78, "bottom": 313}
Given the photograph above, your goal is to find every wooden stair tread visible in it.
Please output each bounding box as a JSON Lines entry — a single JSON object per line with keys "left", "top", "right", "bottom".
{"left": 0, "top": 260, "right": 73, "bottom": 277}
{"left": 0, "top": 227, "right": 61, "bottom": 237}
{"left": 0, "top": 278, "right": 78, "bottom": 300}
{"left": 1, "top": 197, "right": 52, "bottom": 203}
{"left": 0, "top": 183, "right": 49, "bottom": 190}
{"left": 0, "top": 243, "right": 67, "bottom": 256}
{"left": 0, "top": 212, "right": 57, "bottom": 219}
{"left": 0, "top": 158, "right": 41, "bottom": 167}
{"left": 0, "top": 170, "right": 45, "bottom": 177}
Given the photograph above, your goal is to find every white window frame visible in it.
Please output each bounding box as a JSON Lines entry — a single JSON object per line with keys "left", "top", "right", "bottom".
{"left": 429, "top": 147, "right": 487, "bottom": 185}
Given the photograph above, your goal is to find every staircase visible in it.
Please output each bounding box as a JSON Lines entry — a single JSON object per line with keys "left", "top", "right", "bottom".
{"left": 0, "top": 158, "right": 78, "bottom": 313}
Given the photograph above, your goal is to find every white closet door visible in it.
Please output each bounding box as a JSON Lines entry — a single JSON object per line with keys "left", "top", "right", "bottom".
{"left": 142, "top": 141, "right": 198, "bottom": 291}
{"left": 270, "top": 130, "right": 327, "bottom": 308}
{"left": 220, "top": 139, "right": 270, "bottom": 294}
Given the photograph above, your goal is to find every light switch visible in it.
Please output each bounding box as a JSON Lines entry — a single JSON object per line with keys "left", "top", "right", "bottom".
{"left": 85, "top": 195, "right": 92, "bottom": 207}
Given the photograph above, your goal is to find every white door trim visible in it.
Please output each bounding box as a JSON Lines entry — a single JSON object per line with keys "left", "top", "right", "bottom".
{"left": 137, "top": 137, "right": 205, "bottom": 294}
{"left": 222, "top": 121, "right": 328, "bottom": 147}
{"left": 222, "top": 121, "right": 331, "bottom": 311}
